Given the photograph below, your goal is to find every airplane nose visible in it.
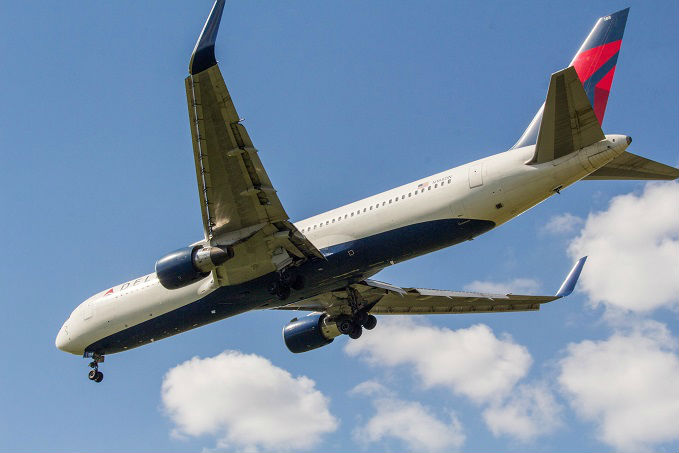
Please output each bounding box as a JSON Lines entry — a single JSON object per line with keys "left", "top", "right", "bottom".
{"left": 55, "top": 323, "right": 70, "bottom": 352}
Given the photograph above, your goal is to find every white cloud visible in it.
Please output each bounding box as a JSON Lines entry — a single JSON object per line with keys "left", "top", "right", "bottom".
{"left": 558, "top": 322, "right": 679, "bottom": 451}
{"left": 161, "top": 351, "right": 338, "bottom": 451}
{"left": 482, "top": 383, "right": 562, "bottom": 442}
{"left": 568, "top": 181, "right": 679, "bottom": 312}
{"left": 464, "top": 278, "right": 541, "bottom": 295}
{"left": 344, "top": 320, "right": 567, "bottom": 444}
{"left": 351, "top": 382, "right": 465, "bottom": 451}
{"left": 544, "top": 212, "right": 584, "bottom": 235}
{"left": 344, "top": 318, "right": 532, "bottom": 404}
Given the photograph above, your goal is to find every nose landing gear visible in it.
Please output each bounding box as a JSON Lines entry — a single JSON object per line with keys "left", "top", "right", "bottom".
{"left": 86, "top": 353, "right": 105, "bottom": 383}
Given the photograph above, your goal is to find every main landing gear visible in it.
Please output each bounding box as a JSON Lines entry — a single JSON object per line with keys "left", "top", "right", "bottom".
{"left": 336, "top": 311, "right": 378, "bottom": 340}
{"left": 268, "top": 270, "right": 305, "bottom": 301}
{"left": 334, "top": 286, "right": 378, "bottom": 340}
{"left": 87, "top": 353, "right": 105, "bottom": 383}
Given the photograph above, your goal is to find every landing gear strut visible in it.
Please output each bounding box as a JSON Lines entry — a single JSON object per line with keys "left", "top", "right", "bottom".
{"left": 87, "top": 353, "right": 105, "bottom": 383}
{"left": 337, "top": 287, "right": 378, "bottom": 340}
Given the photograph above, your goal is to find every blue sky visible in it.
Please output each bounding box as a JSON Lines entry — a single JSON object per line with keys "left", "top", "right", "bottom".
{"left": 1, "top": 1, "right": 677, "bottom": 451}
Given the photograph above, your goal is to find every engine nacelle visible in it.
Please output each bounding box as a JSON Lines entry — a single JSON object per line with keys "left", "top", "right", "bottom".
{"left": 155, "top": 245, "right": 233, "bottom": 289}
{"left": 283, "top": 313, "right": 342, "bottom": 353}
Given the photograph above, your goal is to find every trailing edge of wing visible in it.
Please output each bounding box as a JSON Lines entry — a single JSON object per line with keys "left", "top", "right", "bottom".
{"left": 189, "top": 0, "right": 225, "bottom": 75}
{"left": 530, "top": 66, "right": 605, "bottom": 164}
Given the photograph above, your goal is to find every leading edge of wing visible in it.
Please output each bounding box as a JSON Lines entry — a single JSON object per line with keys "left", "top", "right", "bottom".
{"left": 189, "top": 0, "right": 226, "bottom": 75}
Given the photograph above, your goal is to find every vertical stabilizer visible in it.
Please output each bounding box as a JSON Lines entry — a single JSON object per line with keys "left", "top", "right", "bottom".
{"left": 512, "top": 9, "right": 629, "bottom": 150}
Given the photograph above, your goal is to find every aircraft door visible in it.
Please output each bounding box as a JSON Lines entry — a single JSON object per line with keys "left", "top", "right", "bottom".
{"left": 468, "top": 165, "right": 483, "bottom": 188}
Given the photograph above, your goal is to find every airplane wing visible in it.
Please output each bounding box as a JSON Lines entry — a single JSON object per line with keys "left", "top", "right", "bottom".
{"left": 530, "top": 66, "right": 605, "bottom": 164}
{"left": 274, "top": 257, "right": 587, "bottom": 316}
{"left": 185, "top": 0, "right": 322, "bottom": 286}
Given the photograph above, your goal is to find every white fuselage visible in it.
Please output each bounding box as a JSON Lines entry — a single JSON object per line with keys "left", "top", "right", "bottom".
{"left": 55, "top": 135, "right": 629, "bottom": 355}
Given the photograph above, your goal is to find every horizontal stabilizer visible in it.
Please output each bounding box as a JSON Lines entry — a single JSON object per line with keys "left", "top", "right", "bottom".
{"left": 530, "top": 67, "right": 605, "bottom": 164}
{"left": 584, "top": 151, "right": 679, "bottom": 180}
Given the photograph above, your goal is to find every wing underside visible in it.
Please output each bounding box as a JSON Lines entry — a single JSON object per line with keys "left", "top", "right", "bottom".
{"left": 275, "top": 281, "right": 555, "bottom": 316}
{"left": 185, "top": 0, "right": 322, "bottom": 286}
{"left": 274, "top": 257, "right": 587, "bottom": 317}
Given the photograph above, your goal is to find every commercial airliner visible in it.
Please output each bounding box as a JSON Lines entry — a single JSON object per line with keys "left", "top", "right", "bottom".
{"left": 56, "top": 2, "right": 678, "bottom": 383}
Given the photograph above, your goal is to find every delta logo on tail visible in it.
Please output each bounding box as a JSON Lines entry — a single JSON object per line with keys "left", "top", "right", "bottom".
{"left": 512, "top": 8, "right": 629, "bottom": 150}
{"left": 571, "top": 8, "right": 629, "bottom": 124}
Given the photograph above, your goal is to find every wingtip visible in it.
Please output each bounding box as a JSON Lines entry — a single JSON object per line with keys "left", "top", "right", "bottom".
{"left": 555, "top": 256, "right": 587, "bottom": 298}
{"left": 189, "top": 0, "right": 226, "bottom": 75}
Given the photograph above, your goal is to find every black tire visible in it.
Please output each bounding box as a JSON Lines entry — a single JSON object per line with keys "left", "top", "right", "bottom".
{"left": 337, "top": 318, "right": 354, "bottom": 335}
{"left": 290, "top": 275, "right": 305, "bottom": 291}
{"left": 94, "top": 371, "right": 104, "bottom": 383}
{"left": 268, "top": 281, "right": 280, "bottom": 295}
{"left": 363, "top": 314, "right": 377, "bottom": 330}
{"left": 276, "top": 284, "right": 291, "bottom": 300}
{"left": 349, "top": 325, "right": 363, "bottom": 340}
{"left": 88, "top": 370, "right": 97, "bottom": 380}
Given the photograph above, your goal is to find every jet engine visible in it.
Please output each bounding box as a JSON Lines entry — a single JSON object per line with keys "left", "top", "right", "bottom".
{"left": 155, "top": 245, "right": 233, "bottom": 289}
{"left": 283, "top": 313, "right": 342, "bottom": 353}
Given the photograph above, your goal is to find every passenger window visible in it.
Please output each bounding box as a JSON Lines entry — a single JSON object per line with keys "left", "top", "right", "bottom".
{"left": 428, "top": 186, "right": 431, "bottom": 191}
{"left": 369, "top": 206, "right": 373, "bottom": 210}
{"left": 332, "top": 219, "right": 335, "bottom": 223}
{"left": 344, "top": 214, "right": 348, "bottom": 219}
{"left": 351, "top": 212, "right": 354, "bottom": 217}
{"left": 382, "top": 202, "right": 386, "bottom": 206}
{"left": 415, "top": 190, "right": 418, "bottom": 195}
{"left": 448, "top": 179, "right": 452, "bottom": 184}
{"left": 435, "top": 184, "right": 438, "bottom": 188}
{"left": 389, "top": 199, "right": 392, "bottom": 204}
{"left": 326, "top": 221, "right": 329, "bottom": 225}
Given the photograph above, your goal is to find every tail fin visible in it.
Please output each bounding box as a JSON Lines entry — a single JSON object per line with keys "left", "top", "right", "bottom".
{"left": 512, "top": 8, "right": 629, "bottom": 149}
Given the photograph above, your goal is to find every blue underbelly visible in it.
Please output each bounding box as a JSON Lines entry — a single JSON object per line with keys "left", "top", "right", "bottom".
{"left": 86, "top": 218, "right": 494, "bottom": 355}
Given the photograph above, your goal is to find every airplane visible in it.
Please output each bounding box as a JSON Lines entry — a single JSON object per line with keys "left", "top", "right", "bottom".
{"left": 56, "top": 1, "right": 678, "bottom": 383}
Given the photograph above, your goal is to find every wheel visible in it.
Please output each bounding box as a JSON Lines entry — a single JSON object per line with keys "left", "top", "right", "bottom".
{"left": 276, "top": 284, "right": 291, "bottom": 300}
{"left": 349, "top": 325, "right": 363, "bottom": 339}
{"left": 363, "top": 314, "right": 377, "bottom": 330}
{"left": 290, "top": 275, "right": 305, "bottom": 291}
{"left": 88, "top": 370, "right": 97, "bottom": 380}
{"left": 94, "top": 371, "right": 104, "bottom": 383}
{"left": 268, "top": 281, "right": 280, "bottom": 295}
{"left": 355, "top": 311, "right": 368, "bottom": 325}
{"left": 337, "top": 318, "right": 354, "bottom": 334}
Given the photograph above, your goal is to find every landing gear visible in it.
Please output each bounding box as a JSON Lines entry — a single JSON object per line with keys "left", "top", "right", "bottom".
{"left": 87, "top": 353, "right": 105, "bottom": 383}
{"left": 268, "top": 270, "right": 305, "bottom": 301}
{"left": 363, "top": 314, "right": 377, "bottom": 330}
{"left": 268, "top": 280, "right": 291, "bottom": 300}
{"left": 349, "top": 324, "right": 363, "bottom": 339}
{"left": 335, "top": 311, "right": 377, "bottom": 340}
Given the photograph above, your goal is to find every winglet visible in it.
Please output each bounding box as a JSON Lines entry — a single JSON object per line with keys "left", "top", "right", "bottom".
{"left": 189, "top": 0, "right": 226, "bottom": 75}
{"left": 555, "top": 256, "right": 587, "bottom": 298}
